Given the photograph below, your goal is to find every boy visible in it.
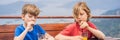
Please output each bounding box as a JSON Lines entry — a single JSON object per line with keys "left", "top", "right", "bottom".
{"left": 14, "top": 4, "right": 54, "bottom": 40}
{"left": 55, "top": 2, "right": 105, "bottom": 40}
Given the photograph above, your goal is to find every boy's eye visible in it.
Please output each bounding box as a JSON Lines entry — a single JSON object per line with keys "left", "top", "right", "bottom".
{"left": 80, "top": 13, "right": 84, "bottom": 15}
{"left": 29, "top": 16, "right": 32, "bottom": 18}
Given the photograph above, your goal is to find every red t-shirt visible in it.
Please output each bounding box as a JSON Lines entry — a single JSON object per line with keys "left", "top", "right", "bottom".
{"left": 60, "top": 21, "right": 97, "bottom": 39}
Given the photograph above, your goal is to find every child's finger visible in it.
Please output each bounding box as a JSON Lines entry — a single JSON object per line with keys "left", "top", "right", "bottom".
{"left": 80, "top": 21, "right": 84, "bottom": 26}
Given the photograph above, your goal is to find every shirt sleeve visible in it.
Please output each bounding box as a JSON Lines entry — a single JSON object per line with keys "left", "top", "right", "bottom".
{"left": 88, "top": 22, "right": 97, "bottom": 29}
{"left": 36, "top": 24, "right": 46, "bottom": 35}
{"left": 60, "top": 24, "right": 74, "bottom": 36}
{"left": 14, "top": 26, "right": 23, "bottom": 37}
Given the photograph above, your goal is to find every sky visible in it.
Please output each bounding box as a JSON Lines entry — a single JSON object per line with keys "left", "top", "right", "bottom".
{"left": 0, "top": 0, "right": 120, "bottom": 25}
{"left": 0, "top": 0, "right": 120, "bottom": 16}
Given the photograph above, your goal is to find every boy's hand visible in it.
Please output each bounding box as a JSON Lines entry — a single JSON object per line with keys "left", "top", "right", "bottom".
{"left": 79, "top": 21, "right": 89, "bottom": 29}
{"left": 26, "top": 21, "right": 35, "bottom": 30}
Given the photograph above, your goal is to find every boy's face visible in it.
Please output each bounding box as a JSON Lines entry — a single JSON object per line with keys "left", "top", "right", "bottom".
{"left": 75, "top": 9, "right": 88, "bottom": 23}
{"left": 22, "top": 13, "right": 37, "bottom": 25}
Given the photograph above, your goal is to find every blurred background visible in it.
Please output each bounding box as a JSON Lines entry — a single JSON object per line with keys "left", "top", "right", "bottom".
{"left": 0, "top": 0, "right": 120, "bottom": 38}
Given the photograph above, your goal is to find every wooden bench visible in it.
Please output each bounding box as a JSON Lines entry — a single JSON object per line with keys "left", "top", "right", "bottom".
{"left": 0, "top": 23, "right": 71, "bottom": 40}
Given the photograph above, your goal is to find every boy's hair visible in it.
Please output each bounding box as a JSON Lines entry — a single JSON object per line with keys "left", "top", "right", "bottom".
{"left": 22, "top": 4, "right": 40, "bottom": 16}
{"left": 73, "top": 2, "right": 91, "bottom": 21}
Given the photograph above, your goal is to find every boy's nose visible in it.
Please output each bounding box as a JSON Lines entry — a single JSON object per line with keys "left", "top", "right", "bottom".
{"left": 78, "top": 16, "right": 81, "bottom": 19}
{"left": 31, "top": 17, "right": 36, "bottom": 21}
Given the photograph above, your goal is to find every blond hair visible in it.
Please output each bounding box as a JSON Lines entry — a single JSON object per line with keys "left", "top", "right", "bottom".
{"left": 22, "top": 4, "right": 40, "bottom": 16}
{"left": 73, "top": 2, "right": 91, "bottom": 21}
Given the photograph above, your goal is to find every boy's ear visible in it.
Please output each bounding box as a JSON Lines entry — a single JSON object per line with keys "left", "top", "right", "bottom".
{"left": 21, "top": 14, "right": 25, "bottom": 20}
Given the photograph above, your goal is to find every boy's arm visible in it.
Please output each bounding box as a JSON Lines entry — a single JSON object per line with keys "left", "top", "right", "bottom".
{"left": 55, "top": 34, "right": 82, "bottom": 40}
{"left": 14, "top": 28, "right": 29, "bottom": 40}
{"left": 87, "top": 26, "right": 105, "bottom": 40}
{"left": 80, "top": 21, "right": 105, "bottom": 40}
{"left": 14, "top": 22, "right": 33, "bottom": 40}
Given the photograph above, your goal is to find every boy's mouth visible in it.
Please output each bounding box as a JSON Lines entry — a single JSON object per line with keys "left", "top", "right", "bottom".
{"left": 78, "top": 20, "right": 82, "bottom": 23}
{"left": 31, "top": 24, "right": 34, "bottom": 26}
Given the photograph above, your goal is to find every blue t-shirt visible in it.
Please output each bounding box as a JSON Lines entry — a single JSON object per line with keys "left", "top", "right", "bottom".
{"left": 14, "top": 24, "right": 46, "bottom": 40}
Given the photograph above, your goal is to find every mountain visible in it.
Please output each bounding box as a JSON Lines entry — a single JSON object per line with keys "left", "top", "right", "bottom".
{"left": 91, "top": 8, "right": 120, "bottom": 38}
{"left": 102, "top": 8, "right": 120, "bottom": 15}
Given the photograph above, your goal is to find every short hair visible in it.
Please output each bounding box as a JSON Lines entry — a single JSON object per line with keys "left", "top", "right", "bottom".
{"left": 22, "top": 4, "right": 40, "bottom": 16}
{"left": 73, "top": 2, "right": 91, "bottom": 21}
